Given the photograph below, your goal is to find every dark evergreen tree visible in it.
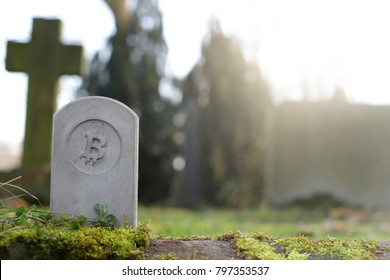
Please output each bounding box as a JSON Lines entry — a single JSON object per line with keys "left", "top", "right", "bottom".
{"left": 81, "top": 0, "right": 177, "bottom": 204}
{"left": 180, "top": 21, "right": 270, "bottom": 208}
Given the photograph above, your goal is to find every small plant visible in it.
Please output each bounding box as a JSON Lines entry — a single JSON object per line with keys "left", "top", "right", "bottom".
{"left": 65, "top": 203, "right": 117, "bottom": 229}
{"left": 93, "top": 203, "right": 117, "bottom": 228}
{"left": 68, "top": 215, "right": 88, "bottom": 230}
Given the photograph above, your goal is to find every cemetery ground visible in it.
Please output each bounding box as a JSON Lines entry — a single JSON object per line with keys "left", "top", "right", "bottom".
{"left": 1, "top": 201, "right": 390, "bottom": 259}
{"left": 139, "top": 206, "right": 390, "bottom": 240}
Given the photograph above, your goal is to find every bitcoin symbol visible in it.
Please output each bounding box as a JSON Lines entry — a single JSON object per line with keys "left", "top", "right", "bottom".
{"left": 68, "top": 120, "right": 120, "bottom": 174}
{"left": 80, "top": 131, "right": 106, "bottom": 165}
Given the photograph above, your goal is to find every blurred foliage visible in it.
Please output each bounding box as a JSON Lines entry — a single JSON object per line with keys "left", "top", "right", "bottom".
{"left": 80, "top": 0, "right": 178, "bottom": 204}
{"left": 179, "top": 21, "right": 270, "bottom": 208}
{"left": 81, "top": 3, "right": 270, "bottom": 208}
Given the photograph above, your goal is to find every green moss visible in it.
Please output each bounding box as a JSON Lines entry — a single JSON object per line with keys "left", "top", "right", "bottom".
{"left": 313, "top": 237, "right": 377, "bottom": 259}
{"left": 153, "top": 252, "right": 180, "bottom": 260}
{"left": 217, "top": 230, "right": 243, "bottom": 241}
{"left": 248, "top": 232, "right": 377, "bottom": 260}
{"left": 234, "top": 237, "right": 290, "bottom": 260}
{"left": 0, "top": 222, "right": 151, "bottom": 259}
{"left": 272, "top": 235, "right": 377, "bottom": 260}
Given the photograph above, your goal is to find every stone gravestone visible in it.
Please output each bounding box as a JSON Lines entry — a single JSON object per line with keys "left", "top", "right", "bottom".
{"left": 50, "top": 96, "right": 139, "bottom": 228}
{"left": 265, "top": 101, "right": 390, "bottom": 208}
{"left": 6, "top": 18, "right": 83, "bottom": 166}
{"left": 178, "top": 98, "right": 202, "bottom": 209}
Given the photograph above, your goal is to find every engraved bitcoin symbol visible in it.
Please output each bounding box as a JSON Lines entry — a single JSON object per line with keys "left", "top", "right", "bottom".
{"left": 80, "top": 131, "right": 106, "bottom": 165}
{"left": 68, "top": 120, "right": 120, "bottom": 174}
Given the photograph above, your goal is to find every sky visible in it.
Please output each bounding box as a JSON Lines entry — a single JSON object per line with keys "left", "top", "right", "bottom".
{"left": 2, "top": 0, "right": 390, "bottom": 154}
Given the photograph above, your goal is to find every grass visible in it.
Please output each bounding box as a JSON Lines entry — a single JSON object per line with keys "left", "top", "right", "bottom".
{"left": 138, "top": 206, "right": 390, "bottom": 240}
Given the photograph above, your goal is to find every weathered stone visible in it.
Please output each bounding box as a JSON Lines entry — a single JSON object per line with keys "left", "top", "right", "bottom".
{"left": 50, "top": 96, "right": 139, "bottom": 228}
{"left": 377, "top": 241, "right": 390, "bottom": 260}
{"left": 147, "top": 240, "right": 240, "bottom": 260}
{"left": 0, "top": 242, "right": 32, "bottom": 260}
{"left": 266, "top": 101, "right": 390, "bottom": 208}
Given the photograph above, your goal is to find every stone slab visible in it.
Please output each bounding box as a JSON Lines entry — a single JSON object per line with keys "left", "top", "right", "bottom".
{"left": 147, "top": 240, "right": 240, "bottom": 260}
{"left": 377, "top": 241, "right": 390, "bottom": 260}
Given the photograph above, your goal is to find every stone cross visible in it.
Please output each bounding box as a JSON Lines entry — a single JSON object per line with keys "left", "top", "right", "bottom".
{"left": 50, "top": 96, "right": 139, "bottom": 228}
{"left": 6, "top": 18, "right": 83, "bottom": 166}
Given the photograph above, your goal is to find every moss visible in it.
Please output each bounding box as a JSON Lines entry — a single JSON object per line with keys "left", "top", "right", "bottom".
{"left": 272, "top": 235, "right": 377, "bottom": 260}
{"left": 248, "top": 232, "right": 377, "bottom": 260}
{"left": 0, "top": 222, "right": 152, "bottom": 259}
{"left": 161, "top": 235, "right": 213, "bottom": 241}
{"left": 153, "top": 252, "right": 180, "bottom": 260}
{"left": 0, "top": 222, "right": 379, "bottom": 260}
{"left": 234, "top": 237, "right": 291, "bottom": 260}
{"left": 217, "top": 230, "right": 243, "bottom": 241}
{"left": 313, "top": 237, "right": 377, "bottom": 259}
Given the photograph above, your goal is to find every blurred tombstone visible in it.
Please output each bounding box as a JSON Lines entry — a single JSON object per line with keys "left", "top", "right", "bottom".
{"left": 266, "top": 99, "right": 390, "bottom": 209}
{"left": 50, "top": 96, "right": 139, "bottom": 228}
{"left": 6, "top": 18, "right": 83, "bottom": 167}
{"left": 178, "top": 99, "right": 203, "bottom": 209}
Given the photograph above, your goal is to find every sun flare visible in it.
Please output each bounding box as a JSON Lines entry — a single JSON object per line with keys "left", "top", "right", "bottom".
{"left": 213, "top": 0, "right": 390, "bottom": 104}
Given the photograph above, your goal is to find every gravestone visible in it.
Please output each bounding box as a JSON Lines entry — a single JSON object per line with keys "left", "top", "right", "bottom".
{"left": 6, "top": 18, "right": 83, "bottom": 166}
{"left": 50, "top": 96, "right": 139, "bottom": 228}
{"left": 265, "top": 101, "right": 390, "bottom": 208}
{"left": 178, "top": 98, "right": 202, "bottom": 209}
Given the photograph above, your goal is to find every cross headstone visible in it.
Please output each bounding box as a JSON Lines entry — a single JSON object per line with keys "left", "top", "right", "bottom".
{"left": 6, "top": 18, "right": 83, "bottom": 166}
{"left": 50, "top": 96, "right": 139, "bottom": 228}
